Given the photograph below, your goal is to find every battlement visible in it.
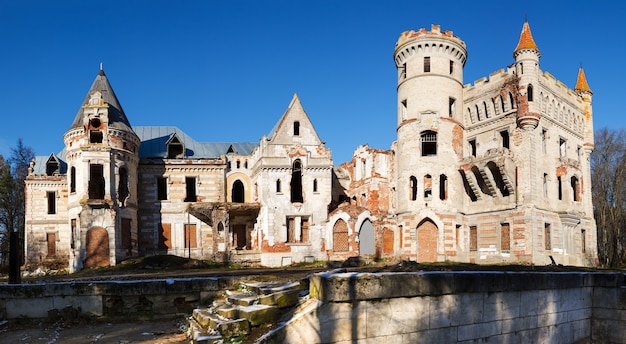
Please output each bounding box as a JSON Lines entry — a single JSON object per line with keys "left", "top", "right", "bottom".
{"left": 396, "top": 24, "right": 466, "bottom": 49}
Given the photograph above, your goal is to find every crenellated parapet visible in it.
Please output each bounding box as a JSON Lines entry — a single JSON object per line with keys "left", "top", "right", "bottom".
{"left": 394, "top": 24, "right": 467, "bottom": 67}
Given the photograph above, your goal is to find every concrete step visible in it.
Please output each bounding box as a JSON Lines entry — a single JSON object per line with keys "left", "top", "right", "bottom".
{"left": 226, "top": 290, "right": 258, "bottom": 306}
{"left": 192, "top": 308, "right": 250, "bottom": 337}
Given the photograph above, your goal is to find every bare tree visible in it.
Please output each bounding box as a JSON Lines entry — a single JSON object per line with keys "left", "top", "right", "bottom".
{"left": 591, "top": 128, "right": 626, "bottom": 268}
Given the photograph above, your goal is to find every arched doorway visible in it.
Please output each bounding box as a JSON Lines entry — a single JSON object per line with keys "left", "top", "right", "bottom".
{"left": 417, "top": 219, "right": 438, "bottom": 262}
{"left": 359, "top": 219, "right": 375, "bottom": 255}
{"left": 84, "top": 226, "right": 110, "bottom": 268}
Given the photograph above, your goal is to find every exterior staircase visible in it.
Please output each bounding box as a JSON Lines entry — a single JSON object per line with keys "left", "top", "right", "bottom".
{"left": 187, "top": 280, "right": 306, "bottom": 343}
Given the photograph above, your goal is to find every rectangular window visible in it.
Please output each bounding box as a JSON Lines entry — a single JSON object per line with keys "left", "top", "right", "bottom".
{"left": 424, "top": 57, "right": 431, "bottom": 72}
{"left": 286, "top": 216, "right": 310, "bottom": 243}
{"left": 71, "top": 218, "right": 77, "bottom": 249}
{"left": 157, "top": 177, "right": 168, "bottom": 200}
{"left": 501, "top": 223, "right": 510, "bottom": 252}
{"left": 47, "top": 191, "right": 56, "bottom": 214}
{"left": 557, "top": 176, "right": 563, "bottom": 200}
{"left": 500, "top": 130, "right": 510, "bottom": 149}
{"left": 185, "top": 224, "right": 197, "bottom": 248}
{"left": 470, "top": 226, "right": 477, "bottom": 251}
{"left": 439, "top": 174, "right": 448, "bottom": 200}
{"left": 449, "top": 98, "right": 455, "bottom": 117}
{"left": 89, "top": 164, "right": 105, "bottom": 199}
{"left": 449, "top": 60, "right": 454, "bottom": 74}
{"left": 581, "top": 229, "right": 586, "bottom": 254}
{"left": 401, "top": 99, "right": 407, "bottom": 120}
{"left": 469, "top": 139, "right": 477, "bottom": 157}
{"left": 542, "top": 128, "right": 548, "bottom": 153}
{"left": 559, "top": 138, "right": 567, "bottom": 157}
{"left": 185, "top": 177, "right": 197, "bottom": 202}
{"left": 399, "top": 63, "right": 406, "bottom": 80}
{"left": 543, "top": 173, "right": 548, "bottom": 198}
{"left": 545, "top": 223, "right": 552, "bottom": 250}
{"left": 158, "top": 223, "right": 172, "bottom": 249}
{"left": 47, "top": 232, "right": 56, "bottom": 257}
{"left": 121, "top": 218, "right": 132, "bottom": 250}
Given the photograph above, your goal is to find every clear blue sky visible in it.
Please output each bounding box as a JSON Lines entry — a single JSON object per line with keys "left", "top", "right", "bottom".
{"left": 1, "top": 1, "right": 623, "bottom": 165}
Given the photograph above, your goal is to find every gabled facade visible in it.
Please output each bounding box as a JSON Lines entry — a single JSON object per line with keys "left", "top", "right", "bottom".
{"left": 24, "top": 21, "right": 597, "bottom": 273}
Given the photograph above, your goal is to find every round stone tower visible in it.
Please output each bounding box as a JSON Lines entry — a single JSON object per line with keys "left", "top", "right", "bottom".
{"left": 513, "top": 21, "right": 541, "bottom": 130}
{"left": 393, "top": 24, "right": 467, "bottom": 215}
{"left": 64, "top": 68, "right": 140, "bottom": 271}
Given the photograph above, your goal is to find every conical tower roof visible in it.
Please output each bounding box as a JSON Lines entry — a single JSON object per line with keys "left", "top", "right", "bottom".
{"left": 575, "top": 66, "right": 592, "bottom": 94}
{"left": 514, "top": 21, "right": 540, "bottom": 57}
{"left": 68, "top": 69, "right": 134, "bottom": 133}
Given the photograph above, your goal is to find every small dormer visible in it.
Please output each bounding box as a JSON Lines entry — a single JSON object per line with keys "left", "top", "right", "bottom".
{"left": 167, "top": 134, "right": 184, "bottom": 158}
{"left": 45, "top": 154, "right": 60, "bottom": 176}
{"left": 88, "top": 116, "right": 103, "bottom": 143}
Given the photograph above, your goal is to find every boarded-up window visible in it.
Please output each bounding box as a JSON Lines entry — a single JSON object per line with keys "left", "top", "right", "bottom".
{"left": 501, "top": 223, "right": 510, "bottom": 252}
{"left": 287, "top": 217, "right": 296, "bottom": 243}
{"left": 382, "top": 228, "right": 394, "bottom": 255}
{"left": 333, "top": 219, "right": 349, "bottom": 252}
{"left": 121, "top": 218, "right": 132, "bottom": 250}
{"left": 185, "top": 224, "right": 197, "bottom": 248}
{"left": 158, "top": 223, "right": 172, "bottom": 249}
{"left": 47, "top": 233, "right": 56, "bottom": 257}
{"left": 301, "top": 218, "right": 310, "bottom": 243}
{"left": 470, "top": 226, "right": 477, "bottom": 251}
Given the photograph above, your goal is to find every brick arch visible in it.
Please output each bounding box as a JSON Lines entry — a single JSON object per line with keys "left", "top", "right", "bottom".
{"left": 417, "top": 218, "right": 438, "bottom": 262}
{"left": 84, "top": 226, "right": 110, "bottom": 268}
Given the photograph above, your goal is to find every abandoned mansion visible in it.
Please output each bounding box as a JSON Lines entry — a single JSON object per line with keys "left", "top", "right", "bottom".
{"left": 24, "top": 21, "right": 597, "bottom": 272}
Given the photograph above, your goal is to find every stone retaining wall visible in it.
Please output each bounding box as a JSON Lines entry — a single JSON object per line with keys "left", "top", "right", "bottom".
{"left": 264, "top": 272, "right": 626, "bottom": 343}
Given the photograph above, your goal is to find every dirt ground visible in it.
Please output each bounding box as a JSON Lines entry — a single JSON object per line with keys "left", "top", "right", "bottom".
{"left": 0, "top": 317, "right": 188, "bottom": 344}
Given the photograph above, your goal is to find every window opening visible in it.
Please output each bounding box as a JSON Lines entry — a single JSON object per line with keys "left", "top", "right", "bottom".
{"left": 483, "top": 102, "right": 489, "bottom": 118}
{"left": 89, "top": 130, "right": 103, "bottom": 144}
{"left": 88, "top": 164, "right": 105, "bottom": 199}
{"left": 167, "top": 136, "right": 184, "bottom": 158}
{"left": 581, "top": 229, "right": 586, "bottom": 253}
{"left": 469, "top": 139, "right": 476, "bottom": 157}
{"left": 439, "top": 174, "right": 448, "bottom": 200}
{"left": 46, "top": 156, "right": 59, "bottom": 176}
{"left": 449, "top": 98, "right": 455, "bottom": 117}
{"left": 232, "top": 180, "right": 245, "bottom": 203}
{"left": 545, "top": 223, "right": 552, "bottom": 250}
{"left": 424, "top": 174, "right": 432, "bottom": 199}
{"left": 313, "top": 178, "right": 318, "bottom": 192}
{"left": 559, "top": 138, "right": 567, "bottom": 157}
{"left": 118, "top": 167, "right": 129, "bottom": 206}
{"left": 185, "top": 224, "right": 197, "bottom": 248}
{"left": 121, "top": 218, "right": 132, "bottom": 250}
{"left": 542, "top": 129, "right": 548, "bottom": 153}
{"left": 185, "top": 177, "right": 197, "bottom": 202}
{"left": 157, "top": 177, "right": 167, "bottom": 200}
{"left": 294, "top": 121, "right": 300, "bottom": 136}
{"left": 424, "top": 57, "right": 430, "bottom": 72}
{"left": 399, "top": 63, "right": 406, "bottom": 80}
{"left": 47, "top": 191, "right": 56, "bottom": 214}
{"left": 509, "top": 92, "right": 516, "bottom": 109}
{"left": 500, "top": 130, "right": 510, "bottom": 149}
{"left": 557, "top": 176, "right": 563, "bottom": 200}
{"left": 527, "top": 84, "right": 534, "bottom": 101}
{"left": 421, "top": 131, "right": 437, "bottom": 156}
{"left": 543, "top": 173, "right": 548, "bottom": 198}
{"left": 70, "top": 167, "right": 76, "bottom": 193}
{"left": 449, "top": 60, "right": 454, "bottom": 74}
{"left": 290, "top": 160, "right": 303, "bottom": 203}
{"left": 571, "top": 176, "right": 580, "bottom": 202}
{"left": 70, "top": 219, "right": 77, "bottom": 249}
{"left": 410, "top": 176, "right": 418, "bottom": 201}
{"left": 401, "top": 99, "right": 407, "bottom": 120}
{"left": 47, "top": 233, "right": 56, "bottom": 257}
{"left": 276, "top": 179, "right": 281, "bottom": 193}
{"left": 236, "top": 160, "right": 241, "bottom": 169}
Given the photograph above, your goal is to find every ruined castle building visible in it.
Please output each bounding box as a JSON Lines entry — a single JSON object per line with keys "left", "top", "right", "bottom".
{"left": 24, "top": 21, "right": 596, "bottom": 273}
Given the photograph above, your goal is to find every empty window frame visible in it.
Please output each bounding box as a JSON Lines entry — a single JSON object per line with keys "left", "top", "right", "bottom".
{"left": 118, "top": 167, "right": 129, "bottom": 206}
{"left": 557, "top": 176, "right": 563, "bottom": 200}
{"left": 500, "top": 130, "right": 510, "bottom": 149}
{"left": 439, "top": 174, "right": 448, "bottom": 200}
{"left": 70, "top": 167, "right": 76, "bottom": 193}
{"left": 167, "top": 136, "right": 184, "bottom": 158}
{"left": 313, "top": 178, "right": 318, "bottom": 193}
{"left": 420, "top": 131, "right": 437, "bottom": 156}
{"left": 581, "top": 229, "right": 586, "bottom": 254}
{"left": 286, "top": 216, "right": 310, "bottom": 243}
{"left": 46, "top": 156, "right": 59, "bottom": 176}
{"left": 232, "top": 180, "right": 245, "bottom": 203}
{"left": 276, "top": 179, "right": 282, "bottom": 193}
{"left": 157, "top": 177, "right": 168, "bottom": 200}
{"left": 410, "top": 176, "right": 418, "bottom": 201}
{"left": 89, "top": 164, "right": 105, "bottom": 199}
{"left": 527, "top": 84, "right": 534, "bottom": 102}
{"left": 399, "top": 63, "right": 406, "bottom": 80}
{"left": 571, "top": 176, "right": 580, "bottom": 202}
{"left": 449, "top": 98, "right": 455, "bottom": 117}
{"left": 424, "top": 57, "right": 431, "bottom": 72}
{"left": 543, "top": 173, "right": 548, "bottom": 198}
{"left": 121, "top": 218, "right": 132, "bottom": 250}
{"left": 559, "top": 138, "right": 567, "bottom": 157}
{"left": 449, "top": 60, "right": 454, "bottom": 74}
{"left": 469, "top": 139, "right": 477, "bottom": 157}
{"left": 401, "top": 99, "right": 408, "bottom": 120}
{"left": 47, "top": 191, "right": 56, "bottom": 214}
{"left": 424, "top": 174, "right": 432, "bottom": 199}
{"left": 294, "top": 121, "right": 300, "bottom": 136}
{"left": 291, "top": 160, "right": 303, "bottom": 203}
{"left": 541, "top": 128, "right": 548, "bottom": 153}
{"left": 185, "top": 177, "right": 197, "bottom": 202}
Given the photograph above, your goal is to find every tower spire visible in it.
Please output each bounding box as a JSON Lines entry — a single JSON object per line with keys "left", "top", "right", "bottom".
{"left": 514, "top": 21, "right": 540, "bottom": 58}
{"left": 575, "top": 65, "right": 592, "bottom": 94}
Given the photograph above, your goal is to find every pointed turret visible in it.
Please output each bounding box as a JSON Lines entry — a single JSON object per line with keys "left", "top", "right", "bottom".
{"left": 575, "top": 66, "right": 592, "bottom": 95}
{"left": 513, "top": 21, "right": 540, "bottom": 58}
{"left": 68, "top": 68, "right": 134, "bottom": 133}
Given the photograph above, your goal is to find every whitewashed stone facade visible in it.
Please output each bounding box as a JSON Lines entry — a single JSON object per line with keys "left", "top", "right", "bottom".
{"left": 23, "top": 21, "right": 596, "bottom": 272}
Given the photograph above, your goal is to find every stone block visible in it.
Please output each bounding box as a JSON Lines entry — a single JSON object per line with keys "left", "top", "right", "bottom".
{"left": 257, "top": 289, "right": 300, "bottom": 308}
{"left": 238, "top": 304, "right": 278, "bottom": 326}
{"left": 457, "top": 320, "right": 501, "bottom": 341}
{"left": 365, "top": 297, "right": 429, "bottom": 336}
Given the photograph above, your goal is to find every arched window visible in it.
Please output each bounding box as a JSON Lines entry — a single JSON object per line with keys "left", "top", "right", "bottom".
{"left": 232, "top": 180, "right": 245, "bottom": 203}
{"left": 424, "top": 174, "right": 432, "bottom": 199}
{"left": 476, "top": 104, "right": 481, "bottom": 121}
{"left": 527, "top": 84, "right": 534, "bottom": 102}
{"left": 421, "top": 131, "right": 437, "bottom": 156}
{"left": 291, "top": 160, "right": 303, "bottom": 203}
{"left": 500, "top": 95, "right": 506, "bottom": 112}
{"left": 483, "top": 101, "right": 489, "bottom": 118}
{"left": 571, "top": 176, "right": 580, "bottom": 202}
{"left": 439, "top": 174, "right": 448, "bottom": 200}
{"left": 410, "top": 176, "right": 417, "bottom": 201}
